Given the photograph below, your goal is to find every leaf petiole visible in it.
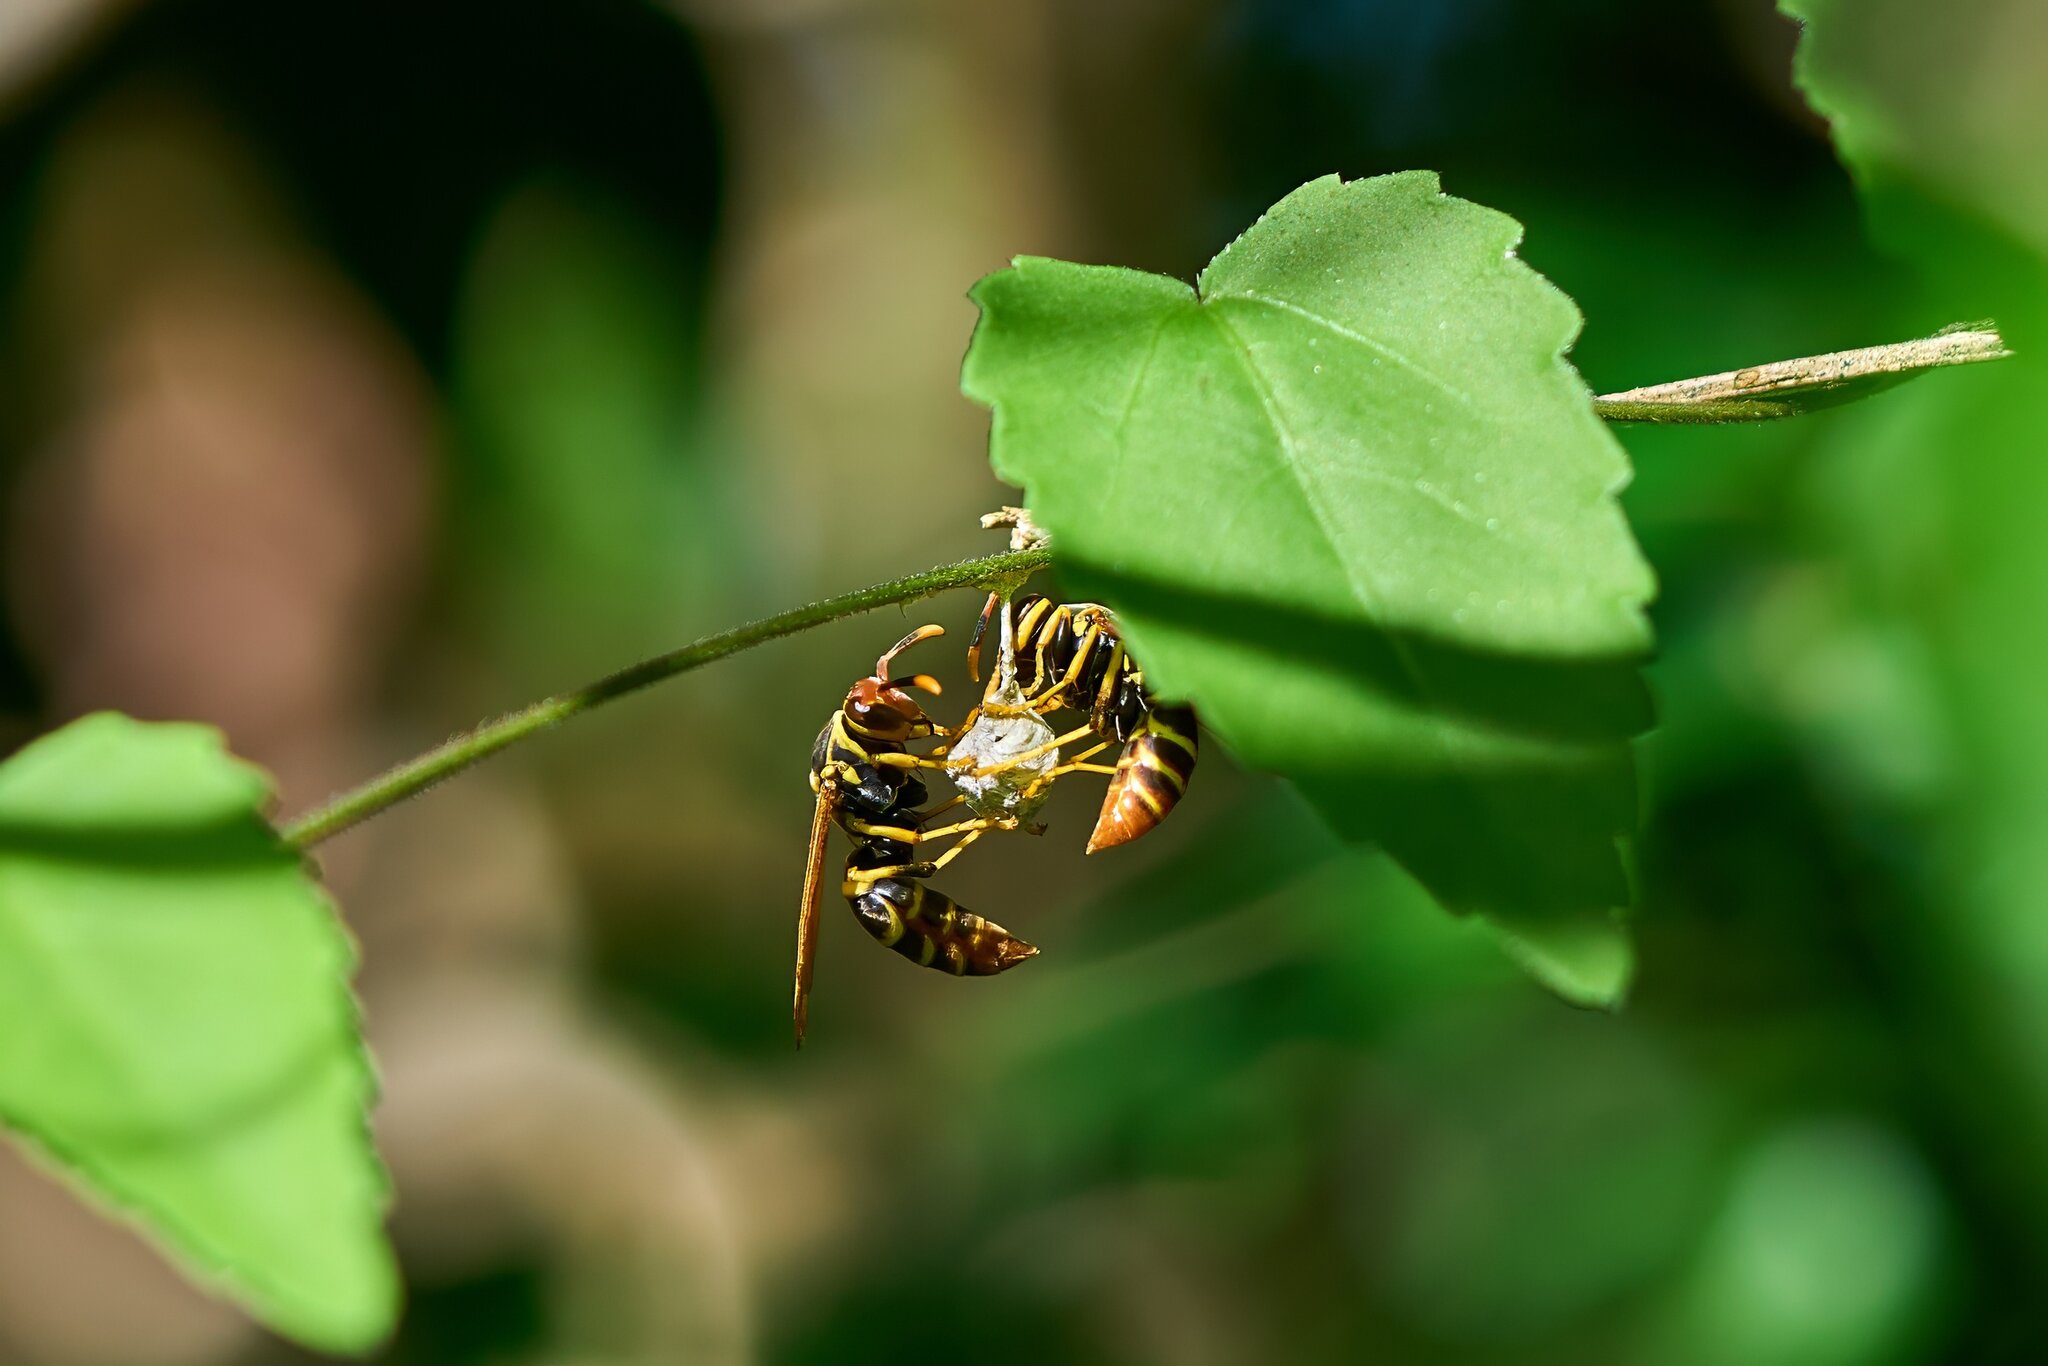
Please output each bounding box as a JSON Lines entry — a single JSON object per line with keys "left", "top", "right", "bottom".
{"left": 1592, "top": 322, "right": 2010, "bottom": 423}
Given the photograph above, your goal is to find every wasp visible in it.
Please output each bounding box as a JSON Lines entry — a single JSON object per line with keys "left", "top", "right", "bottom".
{"left": 794, "top": 624, "right": 1037, "bottom": 1046}
{"left": 967, "top": 594, "right": 1199, "bottom": 853}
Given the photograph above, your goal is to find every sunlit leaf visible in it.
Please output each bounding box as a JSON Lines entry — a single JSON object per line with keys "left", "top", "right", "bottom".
{"left": 0, "top": 714, "right": 395, "bottom": 1353}
{"left": 963, "top": 172, "right": 1653, "bottom": 995}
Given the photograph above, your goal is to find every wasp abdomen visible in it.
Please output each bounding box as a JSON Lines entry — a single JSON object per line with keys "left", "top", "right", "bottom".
{"left": 845, "top": 874, "right": 1038, "bottom": 976}
{"left": 1087, "top": 704, "right": 1198, "bottom": 854}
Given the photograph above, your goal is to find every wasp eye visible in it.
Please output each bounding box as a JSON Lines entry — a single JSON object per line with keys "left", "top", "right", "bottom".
{"left": 846, "top": 693, "right": 912, "bottom": 739}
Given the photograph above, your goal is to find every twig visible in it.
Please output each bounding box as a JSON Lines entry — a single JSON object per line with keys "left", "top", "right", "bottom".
{"left": 1593, "top": 323, "right": 2011, "bottom": 424}
{"left": 280, "top": 546, "right": 1052, "bottom": 849}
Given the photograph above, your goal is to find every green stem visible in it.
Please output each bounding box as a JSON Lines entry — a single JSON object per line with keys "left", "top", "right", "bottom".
{"left": 281, "top": 546, "right": 1051, "bottom": 849}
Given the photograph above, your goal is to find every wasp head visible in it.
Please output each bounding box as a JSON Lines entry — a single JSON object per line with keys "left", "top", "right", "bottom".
{"left": 841, "top": 624, "right": 945, "bottom": 741}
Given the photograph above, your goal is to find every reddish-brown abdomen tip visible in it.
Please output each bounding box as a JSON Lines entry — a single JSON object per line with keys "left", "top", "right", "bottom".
{"left": 1085, "top": 810, "right": 1143, "bottom": 854}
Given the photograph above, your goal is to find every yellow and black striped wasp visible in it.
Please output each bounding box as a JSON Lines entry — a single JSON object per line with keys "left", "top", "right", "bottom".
{"left": 966, "top": 593, "right": 1199, "bottom": 852}
{"left": 794, "top": 624, "right": 1037, "bottom": 1046}
{"left": 794, "top": 595, "right": 1199, "bottom": 1044}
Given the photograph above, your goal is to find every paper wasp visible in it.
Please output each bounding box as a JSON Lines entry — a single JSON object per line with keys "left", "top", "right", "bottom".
{"left": 967, "top": 593, "right": 1199, "bottom": 853}
{"left": 793, "top": 624, "right": 1037, "bottom": 1046}
{"left": 793, "top": 592, "right": 1198, "bottom": 1044}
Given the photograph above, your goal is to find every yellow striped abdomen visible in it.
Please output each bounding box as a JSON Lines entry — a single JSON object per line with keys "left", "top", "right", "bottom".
{"left": 1086, "top": 705, "right": 1198, "bottom": 854}
{"left": 845, "top": 871, "right": 1038, "bottom": 976}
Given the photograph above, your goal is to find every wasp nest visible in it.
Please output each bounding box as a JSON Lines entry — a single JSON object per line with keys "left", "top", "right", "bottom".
{"left": 950, "top": 596, "right": 1057, "bottom": 822}
{"left": 950, "top": 675, "right": 1058, "bottom": 823}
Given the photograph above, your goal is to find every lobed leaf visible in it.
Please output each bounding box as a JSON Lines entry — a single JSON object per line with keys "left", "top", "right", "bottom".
{"left": 0, "top": 714, "right": 396, "bottom": 1353}
{"left": 963, "top": 172, "right": 1656, "bottom": 999}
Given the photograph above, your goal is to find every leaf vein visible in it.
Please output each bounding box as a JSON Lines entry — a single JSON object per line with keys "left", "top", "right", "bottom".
{"left": 1114, "top": 313, "right": 1174, "bottom": 447}
{"left": 1218, "top": 290, "right": 1480, "bottom": 412}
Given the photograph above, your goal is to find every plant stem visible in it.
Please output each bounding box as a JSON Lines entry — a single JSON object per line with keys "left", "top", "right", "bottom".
{"left": 1592, "top": 322, "right": 2011, "bottom": 423}
{"left": 281, "top": 546, "right": 1051, "bottom": 849}
{"left": 282, "top": 322, "right": 2008, "bottom": 848}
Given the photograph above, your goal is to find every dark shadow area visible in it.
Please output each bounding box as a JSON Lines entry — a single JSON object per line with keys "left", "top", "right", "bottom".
{"left": 1060, "top": 558, "right": 1655, "bottom": 747}
{"left": 1055, "top": 557, "right": 1646, "bottom": 915}
{"left": 0, "top": 814, "right": 299, "bottom": 870}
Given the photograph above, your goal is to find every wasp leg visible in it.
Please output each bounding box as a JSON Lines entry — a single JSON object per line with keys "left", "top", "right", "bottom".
{"left": 924, "top": 707, "right": 981, "bottom": 756}
{"left": 1027, "top": 603, "right": 1060, "bottom": 697}
{"left": 840, "top": 806, "right": 1028, "bottom": 892}
{"left": 846, "top": 826, "right": 993, "bottom": 889}
{"left": 870, "top": 751, "right": 956, "bottom": 773}
{"left": 843, "top": 858, "right": 940, "bottom": 888}
{"left": 1001, "top": 596, "right": 1058, "bottom": 697}
{"left": 945, "top": 723, "right": 1099, "bottom": 780}
{"left": 843, "top": 813, "right": 1019, "bottom": 848}
{"left": 908, "top": 793, "right": 967, "bottom": 823}
{"left": 916, "top": 824, "right": 1004, "bottom": 875}
{"left": 1015, "top": 742, "right": 1118, "bottom": 803}
{"left": 1088, "top": 639, "right": 1128, "bottom": 725}
{"left": 843, "top": 819, "right": 1017, "bottom": 888}
{"left": 1025, "top": 622, "right": 1106, "bottom": 712}
{"left": 915, "top": 814, "right": 1020, "bottom": 842}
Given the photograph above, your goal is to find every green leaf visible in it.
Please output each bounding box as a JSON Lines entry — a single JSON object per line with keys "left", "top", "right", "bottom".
{"left": 1781, "top": 0, "right": 2048, "bottom": 266}
{"left": 0, "top": 714, "right": 395, "bottom": 1354}
{"left": 1782, "top": 0, "right": 2048, "bottom": 1224}
{"left": 1648, "top": 1121, "right": 1948, "bottom": 1366}
{"left": 963, "top": 172, "right": 1654, "bottom": 964}
{"left": 1482, "top": 910, "right": 1634, "bottom": 1011}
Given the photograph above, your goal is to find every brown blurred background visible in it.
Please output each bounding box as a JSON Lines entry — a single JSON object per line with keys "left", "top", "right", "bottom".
{"left": 0, "top": 0, "right": 2038, "bottom": 1362}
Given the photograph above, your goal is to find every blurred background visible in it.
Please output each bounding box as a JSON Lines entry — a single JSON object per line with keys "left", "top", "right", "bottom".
{"left": 0, "top": 0, "right": 2040, "bottom": 1361}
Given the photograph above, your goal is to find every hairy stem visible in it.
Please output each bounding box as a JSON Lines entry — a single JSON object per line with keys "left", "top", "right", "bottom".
{"left": 1593, "top": 322, "right": 2011, "bottom": 423}
{"left": 281, "top": 546, "right": 1050, "bottom": 849}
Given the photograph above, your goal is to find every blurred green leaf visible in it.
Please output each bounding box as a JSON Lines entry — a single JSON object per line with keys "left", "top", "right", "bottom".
{"left": 452, "top": 176, "right": 725, "bottom": 668}
{"left": 1483, "top": 907, "right": 1633, "bottom": 1010}
{"left": 1784, "top": 0, "right": 2048, "bottom": 1232}
{"left": 1648, "top": 1120, "right": 1948, "bottom": 1366}
{"left": 0, "top": 714, "right": 394, "bottom": 1354}
{"left": 1782, "top": 0, "right": 2048, "bottom": 265}
{"left": 964, "top": 171, "right": 1653, "bottom": 974}
{"left": 1357, "top": 1003, "right": 1717, "bottom": 1341}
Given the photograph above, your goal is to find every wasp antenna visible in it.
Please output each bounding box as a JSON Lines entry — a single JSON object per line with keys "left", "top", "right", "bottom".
{"left": 876, "top": 623, "right": 945, "bottom": 680}
{"left": 967, "top": 593, "right": 1002, "bottom": 684}
{"left": 900, "top": 673, "right": 944, "bottom": 697}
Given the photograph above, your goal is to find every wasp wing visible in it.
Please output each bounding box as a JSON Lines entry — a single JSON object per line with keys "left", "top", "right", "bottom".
{"left": 793, "top": 778, "right": 838, "bottom": 1048}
